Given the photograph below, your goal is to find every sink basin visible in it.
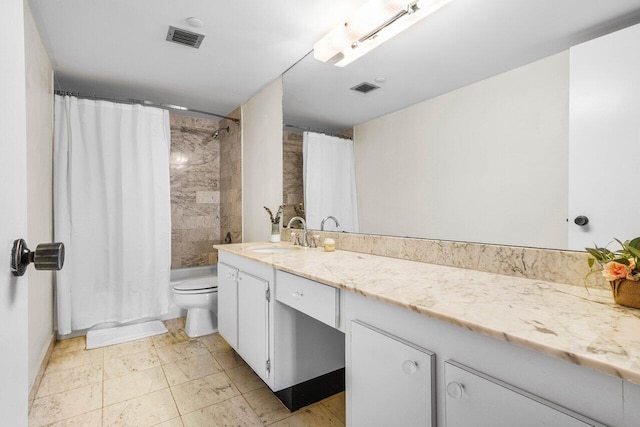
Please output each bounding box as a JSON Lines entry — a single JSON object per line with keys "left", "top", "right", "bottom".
{"left": 251, "top": 247, "right": 300, "bottom": 254}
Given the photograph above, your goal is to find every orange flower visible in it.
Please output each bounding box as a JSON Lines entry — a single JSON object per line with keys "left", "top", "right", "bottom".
{"left": 602, "top": 261, "right": 634, "bottom": 281}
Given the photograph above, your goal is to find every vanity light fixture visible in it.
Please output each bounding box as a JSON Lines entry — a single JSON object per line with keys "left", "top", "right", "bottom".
{"left": 313, "top": 0, "right": 450, "bottom": 67}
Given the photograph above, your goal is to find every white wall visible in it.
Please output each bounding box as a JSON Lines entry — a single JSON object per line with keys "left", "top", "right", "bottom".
{"left": 354, "top": 51, "right": 569, "bottom": 249}
{"left": 24, "top": 1, "right": 55, "bottom": 390}
{"left": 242, "top": 77, "right": 284, "bottom": 242}
{"left": 568, "top": 23, "right": 640, "bottom": 250}
{"left": 0, "top": 0, "right": 29, "bottom": 423}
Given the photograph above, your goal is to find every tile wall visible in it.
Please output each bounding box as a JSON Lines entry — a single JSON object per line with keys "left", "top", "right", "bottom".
{"left": 220, "top": 107, "right": 243, "bottom": 245}
{"left": 170, "top": 114, "right": 221, "bottom": 268}
{"left": 282, "top": 131, "right": 304, "bottom": 225}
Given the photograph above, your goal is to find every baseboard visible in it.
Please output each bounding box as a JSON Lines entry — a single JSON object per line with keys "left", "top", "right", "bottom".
{"left": 275, "top": 368, "right": 345, "bottom": 412}
{"left": 28, "top": 332, "right": 56, "bottom": 412}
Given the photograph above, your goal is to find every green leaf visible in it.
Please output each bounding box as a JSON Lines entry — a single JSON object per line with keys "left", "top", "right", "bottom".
{"left": 587, "top": 258, "right": 595, "bottom": 268}
{"left": 629, "top": 237, "right": 640, "bottom": 249}
{"left": 626, "top": 245, "right": 640, "bottom": 259}
{"left": 585, "top": 248, "right": 605, "bottom": 261}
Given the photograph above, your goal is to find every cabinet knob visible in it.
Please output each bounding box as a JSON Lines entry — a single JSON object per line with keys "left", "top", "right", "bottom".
{"left": 446, "top": 382, "right": 464, "bottom": 399}
{"left": 292, "top": 291, "right": 303, "bottom": 300}
{"left": 402, "top": 360, "right": 417, "bottom": 375}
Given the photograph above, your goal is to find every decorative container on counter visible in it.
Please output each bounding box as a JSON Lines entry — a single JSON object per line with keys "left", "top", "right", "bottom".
{"left": 264, "top": 205, "right": 284, "bottom": 244}
{"left": 586, "top": 237, "right": 640, "bottom": 309}
{"left": 271, "top": 223, "right": 281, "bottom": 243}
{"left": 610, "top": 279, "right": 640, "bottom": 309}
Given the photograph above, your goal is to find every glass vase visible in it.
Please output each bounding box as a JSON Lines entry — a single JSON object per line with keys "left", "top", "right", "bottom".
{"left": 270, "top": 223, "right": 280, "bottom": 243}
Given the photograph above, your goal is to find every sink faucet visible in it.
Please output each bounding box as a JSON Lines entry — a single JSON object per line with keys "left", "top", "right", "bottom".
{"left": 287, "top": 216, "right": 309, "bottom": 247}
{"left": 321, "top": 216, "right": 340, "bottom": 231}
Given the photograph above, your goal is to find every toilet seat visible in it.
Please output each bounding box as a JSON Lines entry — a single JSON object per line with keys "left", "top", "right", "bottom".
{"left": 173, "top": 286, "right": 217, "bottom": 295}
{"left": 172, "top": 277, "right": 218, "bottom": 294}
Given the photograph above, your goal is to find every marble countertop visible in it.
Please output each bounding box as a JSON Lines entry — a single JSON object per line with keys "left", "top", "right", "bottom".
{"left": 215, "top": 242, "right": 640, "bottom": 384}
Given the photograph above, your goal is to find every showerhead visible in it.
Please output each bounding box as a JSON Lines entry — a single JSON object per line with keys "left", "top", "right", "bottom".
{"left": 212, "top": 126, "right": 230, "bottom": 139}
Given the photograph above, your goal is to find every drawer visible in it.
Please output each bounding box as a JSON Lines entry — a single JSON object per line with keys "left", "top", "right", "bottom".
{"left": 276, "top": 270, "right": 339, "bottom": 328}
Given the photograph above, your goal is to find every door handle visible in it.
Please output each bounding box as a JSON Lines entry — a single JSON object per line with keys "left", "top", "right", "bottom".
{"left": 10, "top": 239, "right": 65, "bottom": 277}
{"left": 574, "top": 216, "right": 589, "bottom": 226}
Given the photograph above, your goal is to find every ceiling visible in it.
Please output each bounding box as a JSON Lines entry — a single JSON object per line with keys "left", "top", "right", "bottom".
{"left": 28, "top": 1, "right": 640, "bottom": 125}
{"left": 28, "top": 0, "right": 369, "bottom": 117}
{"left": 283, "top": 0, "right": 640, "bottom": 133}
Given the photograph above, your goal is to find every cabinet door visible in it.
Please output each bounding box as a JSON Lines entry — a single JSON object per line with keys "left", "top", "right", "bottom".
{"left": 238, "top": 271, "right": 270, "bottom": 381}
{"left": 217, "top": 262, "right": 239, "bottom": 350}
{"left": 445, "top": 361, "right": 605, "bottom": 427}
{"left": 350, "top": 321, "right": 435, "bottom": 427}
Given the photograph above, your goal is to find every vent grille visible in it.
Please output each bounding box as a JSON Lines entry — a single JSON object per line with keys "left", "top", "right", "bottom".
{"left": 350, "top": 82, "right": 380, "bottom": 94}
{"left": 166, "top": 26, "right": 205, "bottom": 48}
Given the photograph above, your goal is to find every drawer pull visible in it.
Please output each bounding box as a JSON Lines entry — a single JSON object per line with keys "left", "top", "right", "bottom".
{"left": 446, "top": 381, "right": 464, "bottom": 399}
{"left": 292, "top": 291, "right": 303, "bottom": 300}
{"left": 402, "top": 360, "right": 417, "bottom": 375}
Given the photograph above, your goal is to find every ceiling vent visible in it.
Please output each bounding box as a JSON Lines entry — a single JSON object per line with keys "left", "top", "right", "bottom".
{"left": 350, "top": 82, "right": 380, "bottom": 94}
{"left": 166, "top": 26, "right": 205, "bottom": 48}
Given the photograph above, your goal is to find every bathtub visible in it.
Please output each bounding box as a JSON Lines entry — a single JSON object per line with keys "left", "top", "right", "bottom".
{"left": 165, "top": 264, "right": 218, "bottom": 320}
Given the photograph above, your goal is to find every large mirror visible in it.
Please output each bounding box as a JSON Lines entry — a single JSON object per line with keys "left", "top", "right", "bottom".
{"left": 282, "top": 0, "right": 640, "bottom": 251}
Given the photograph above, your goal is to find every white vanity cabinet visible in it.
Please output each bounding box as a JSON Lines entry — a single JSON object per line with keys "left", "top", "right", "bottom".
{"left": 237, "top": 270, "right": 270, "bottom": 380}
{"left": 218, "top": 252, "right": 274, "bottom": 385}
{"left": 217, "top": 262, "right": 239, "bottom": 349}
{"left": 344, "top": 291, "right": 626, "bottom": 426}
{"left": 218, "top": 252, "right": 345, "bottom": 408}
{"left": 444, "top": 361, "right": 604, "bottom": 427}
{"left": 350, "top": 321, "right": 435, "bottom": 427}
{"left": 219, "top": 247, "right": 640, "bottom": 426}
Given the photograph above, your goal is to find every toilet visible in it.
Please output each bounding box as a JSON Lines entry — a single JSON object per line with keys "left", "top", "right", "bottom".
{"left": 171, "top": 276, "right": 218, "bottom": 338}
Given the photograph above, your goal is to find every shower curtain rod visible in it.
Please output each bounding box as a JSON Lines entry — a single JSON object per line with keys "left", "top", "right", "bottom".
{"left": 284, "top": 123, "right": 349, "bottom": 138}
{"left": 54, "top": 90, "right": 240, "bottom": 124}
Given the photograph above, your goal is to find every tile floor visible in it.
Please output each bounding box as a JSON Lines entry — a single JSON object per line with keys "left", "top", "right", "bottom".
{"left": 29, "top": 318, "right": 346, "bottom": 426}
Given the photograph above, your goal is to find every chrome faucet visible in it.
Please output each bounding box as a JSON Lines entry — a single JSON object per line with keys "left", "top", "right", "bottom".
{"left": 287, "top": 216, "right": 309, "bottom": 247}
{"left": 321, "top": 216, "right": 340, "bottom": 231}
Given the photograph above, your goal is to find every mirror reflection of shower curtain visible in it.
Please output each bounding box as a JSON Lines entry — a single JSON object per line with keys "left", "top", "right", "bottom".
{"left": 303, "top": 132, "right": 359, "bottom": 232}
{"left": 53, "top": 95, "right": 171, "bottom": 335}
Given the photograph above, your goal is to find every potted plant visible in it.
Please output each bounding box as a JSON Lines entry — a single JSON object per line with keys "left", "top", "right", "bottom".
{"left": 586, "top": 238, "right": 640, "bottom": 308}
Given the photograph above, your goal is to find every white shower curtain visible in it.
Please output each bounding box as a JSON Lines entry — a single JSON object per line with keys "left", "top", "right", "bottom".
{"left": 303, "top": 132, "right": 359, "bottom": 232}
{"left": 54, "top": 95, "right": 171, "bottom": 335}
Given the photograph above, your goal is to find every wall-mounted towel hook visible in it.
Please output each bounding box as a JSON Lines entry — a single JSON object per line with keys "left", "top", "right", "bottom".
{"left": 10, "top": 239, "right": 65, "bottom": 277}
